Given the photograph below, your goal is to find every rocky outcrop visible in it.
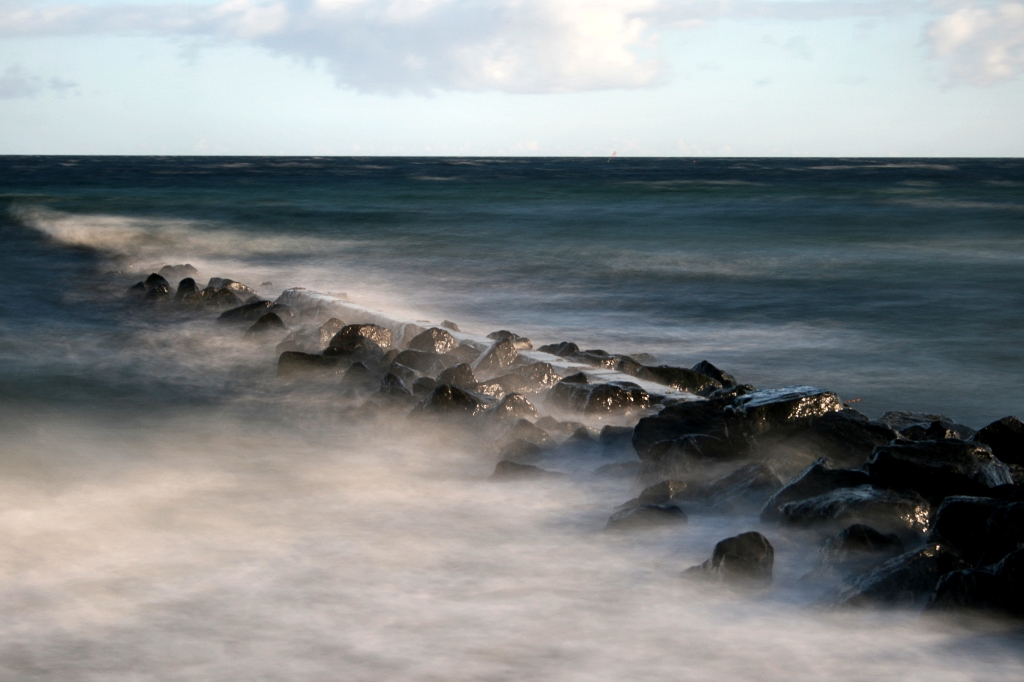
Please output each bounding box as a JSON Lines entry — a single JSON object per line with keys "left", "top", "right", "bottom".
{"left": 408, "top": 327, "right": 459, "bottom": 354}
{"left": 865, "top": 440, "right": 1013, "bottom": 504}
{"left": 684, "top": 532, "right": 774, "bottom": 586}
{"left": 760, "top": 458, "right": 870, "bottom": 522}
{"left": 777, "top": 485, "right": 931, "bottom": 536}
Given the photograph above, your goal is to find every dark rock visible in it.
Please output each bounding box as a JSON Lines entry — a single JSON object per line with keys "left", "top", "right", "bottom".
{"left": 545, "top": 375, "right": 592, "bottom": 412}
{"left": 322, "top": 337, "right": 385, "bottom": 367}
{"left": 606, "top": 504, "right": 687, "bottom": 531}
{"left": 244, "top": 312, "right": 286, "bottom": 337}
{"left": 437, "top": 363, "right": 477, "bottom": 389}
{"left": 447, "top": 343, "right": 482, "bottom": 364}
{"left": 158, "top": 263, "right": 198, "bottom": 285}
{"left": 380, "top": 348, "right": 401, "bottom": 366}
{"left": 567, "top": 349, "right": 619, "bottom": 369}
{"left": 483, "top": 393, "right": 538, "bottom": 425}
{"left": 760, "top": 458, "right": 871, "bottom": 522}
{"left": 593, "top": 461, "right": 642, "bottom": 478}
{"left": 685, "top": 532, "right": 774, "bottom": 586}
{"left": 379, "top": 372, "right": 413, "bottom": 401}
{"left": 636, "top": 365, "right": 722, "bottom": 397}
{"left": 330, "top": 324, "right": 393, "bottom": 350}
{"left": 473, "top": 339, "right": 518, "bottom": 376}
{"left": 219, "top": 300, "right": 276, "bottom": 323}
{"left": 487, "top": 330, "right": 533, "bottom": 350}
{"left": 490, "top": 460, "right": 563, "bottom": 481}
{"left": 472, "top": 373, "right": 532, "bottom": 399}
{"left": 774, "top": 409, "right": 899, "bottom": 472}
{"left": 697, "top": 463, "right": 782, "bottom": 512}
{"left": 407, "top": 327, "right": 459, "bottom": 354}
{"left": 414, "top": 384, "right": 489, "bottom": 418}
{"left": 495, "top": 419, "right": 554, "bottom": 450}
{"left": 726, "top": 386, "right": 842, "bottom": 437}
{"left": 205, "top": 278, "right": 256, "bottom": 299}
{"left": 691, "top": 360, "right": 738, "bottom": 387}
{"left": 972, "top": 416, "right": 1024, "bottom": 466}
{"left": 277, "top": 352, "right": 345, "bottom": 378}
{"left": 928, "top": 496, "right": 1024, "bottom": 567}
{"left": 392, "top": 349, "right": 448, "bottom": 376}
{"left": 534, "top": 417, "right": 588, "bottom": 441}
{"left": 537, "top": 341, "right": 579, "bottom": 357}
{"left": 615, "top": 480, "right": 690, "bottom": 513}
{"left": 599, "top": 425, "right": 634, "bottom": 449}
{"left": 866, "top": 440, "right": 1013, "bottom": 504}
{"left": 386, "top": 362, "right": 419, "bottom": 387}
{"left": 567, "top": 427, "right": 597, "bottom": 443}
{"left": 879, "top": 411, "right": 975, "bottom": 441}
{"left": 632, "top": 398, "right": 745, "bottom": 466}
{"left": 927, "top": 548, "right": 1024, "bottom": 617}
{"left": 145, "top": 273, "right": 170, "bottom": 290}
{"left": 706, "top": 384, "right": 756, "bottom": 401}
{"left": 778, "top": 485, "right": 931, "bottom": 536}
{"left": 584, "top": 382, "right": 650, "bottom": 415}
{"left": 275, "top": 318, "right": 346, "bottom": 355}
{"left": 441, "top": 320, "right": 460, "bottom": 332}
{"left": 832, "top": 545, "right": 969, "bottom": 608}
{"left": 507, "top": 362, "right": 559, "bottom": 392}
{"left": 342, "top": 362, "right": 378, "bottom": 392}
{"left": 498, "top": 438, "right": 544, "bottom": 463}
{"left": 174, "top": 277, "right": 197, "bottom": 301}
{"left": 820, "top": 524, "right": 906, "bottom": 574}
{"left": 182, "top": 286, "right": 242, "bottom": 309}
{"left": 412, "top": 376, "right": 439, "bottom": 397}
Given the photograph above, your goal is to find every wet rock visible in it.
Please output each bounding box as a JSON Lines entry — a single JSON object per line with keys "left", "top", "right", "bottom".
{"left": 277, "top": 352, "right": 345, "bottom": 378}
{"left": 820, "top": 524, "right": 906, "bottom": 574}
{"left": 490, "top": 460, "right": 563, "bottom": 481}
{"left": 341, "top": 362, "right": 378, "bottom": 392}
{"left": 615, "top": 480, "right": 690, "bottom": 513}
{"left": 206, "top": 278, "right": 256, "bottom": 299}
{"left": 879, "top": 411, "right": 975, "bottom": 441}
{"left": 567, "top": 427, "right": 597, "bottom": 443}
{"left": 636, "top": 365, "right": 722, "bottom": 397}
{"left": 329, "top": 324, "right": 393, "bottom": 350}
{"left": 386, "top": 362, "right": 419, "bottom": 387}
{"left": 392, "top": 349, "right": 448, "bottom": 376}
{"left": 495, "top": 419, "right": 554, "bottom": 451}
{"left": 927, "top": 496, "right": 1024, "bottom": 567}
{"left": 407, "top": 327, "right": 459, "bottom": 355}
{"left": 412, "top": 377, "right": 439, "bottom": 397}
{"left": 599, "top": 426, "right": 634, "bottom": 449}
{"left": 498, "top": 438, "right": 544, "bottom": 463}
{"left": 380, "top": 349, "right": 401, "bottom": 366}
{"left": 760, "top": 458, "right": 871, "bottom": 522}
{"left": 322, "top": 337, "right": 385, "bottom": 367}
{"left": 971, "top": 416, "right": 1024, "bottom": 466}
{"left": 697, "top": 463, "right": 782, "bottom": 512}
{"left": 691, "top": 360, "right": 738, "bottom": 388}
{"left": 441, "top": 320, "right": 460, "bottom": 332}
{"left": 706, "top": 384, "right": 756, "bottom": 401}
{"left": 447, "top": 343, "right": 483, "bottom": 364}
{"left": 472, "top": 373, "right": 533, "bottom": 400}
{"left": 832, "top": 545, "right": 969, "bottom": 608}
{"left": 182, "top": 286, "right": 242, "bottom": 309}
{"left": 535, "top": 417, "right": 588, "bottom": 441}
{"left": 568, "top": 349, "right": 620, "bottom": 369}
{"left": 606, "top": 504, "right": 687, "bottom": 531}
{"left": 275, "top": 318, "right": 346, "bottom": 355}
{"left": 926, "top": 549, "right": 1024, "bottom": 617}
{"left": 865, "top": 440, "right": 1013, "bottom": 504}
{"left": 437, "top": 363, "right": 477, "bottom": 389}
{"left": 507, "top": 362, "right": 559, "bottom": 392}
{"left": 157, "top": 263, "right": 198, "bottom": 285}
{"left": 244, "top": 312, "right": 286, "bottom": 337}
{"left": 414, "top": 384, "right": 489, "bottom": 418}
{"left": 483, "top": 393, "right": 538, "bottom": 425}
{"left": 174, "top": 277, "right": 198, "bottom": 301}
{"left": 379, "top": 372, "right": 413, "bottom": 401}
{"left": 583, "top": 382, "right": 650, "bottom": 415}
{"left": 632, "top": 398, "right": 745, "bottom": 466}
{"left": 537, "top": 341, "right": 579, "bottom": 357}
{"left": 684, "top": 532, "right": 774, "bottom": 586}
{"left": 773, "top": 409, "right": 899, "bottom": 472}
{"left": 472, "top": 339, "right": 518, "bottom": 377}
{"left": 218, "top": 300, "right": 276, "bottom": 323}
{"left": 778, "top": 485, "right": 931, "bottom": 536}
{"left": 726, "top": 386, "right": 842, "bottom": 437}
{"left": 487, "top": 330, "right": 533, "bottom": 350}
{"left": 145, "top": 272, "right": 170, "bottom": 291}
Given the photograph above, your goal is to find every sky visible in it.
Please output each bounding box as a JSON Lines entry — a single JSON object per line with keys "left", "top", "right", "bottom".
{"left": 0, "top": 0, "right": 1022, "bottom": 155}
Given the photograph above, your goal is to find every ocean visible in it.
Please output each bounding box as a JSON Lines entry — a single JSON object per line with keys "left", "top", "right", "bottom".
{"left": 1, "top": 156, "right": 1022, "bottom": 680}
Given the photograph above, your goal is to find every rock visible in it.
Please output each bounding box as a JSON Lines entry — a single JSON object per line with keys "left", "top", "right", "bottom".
{"left": 636, "top": 365, "right": 722, "bottom": 397}
{"left": 392, "top": 349, "right": 448, "bottom": 376}
{"left": 927, "top": 496, "right": 1024, "bottom": 567}
{"left": 599, "top": 426, "right": 634, "bottom": 449}
{"left": 926, "top": 548, "right": 1024, "bottom": 617}
{"left": 878, "top": 411, "right": 975, "bottom": 441}
{"left": 498, "top": 438, "right": 544, "bottom": 463}
{"left": 605, "top": 504, "right": 687, "bottom": 531}
{"left": 218, "top": 300, "right": 276, "bottom": 323}
{"left": 593, "top": 461, "right": 642, "bottom": 478}
{"left": 379, "top": 372, "right": 413, "bottom": 401}
{"left": 342, "top": 362, "right": 379, "bottom": 392}
{"left": 182, "top": 286, "right": 242, "bottom": 309}
{"left": 380, "top": 349, "right": 401, "bottom": 366}
{"left": 413, "top": 384, "right": 489, "bottom": 418}
{"left": 495, "top": 419, "right": 554, "bottom": 451}
{"left": 819, "top": 524, "right": 906, "bottom": 574}
{"left": 277, "top": 352, "right": 345, "bottom": 378}
{"left": 330, "top": 324, "right": 393, "bottom": 350}
{"left": 487, "top": 330, "right": 533, "bottom": 350}
{"left": 244, "top": 312, "right": 286, "bottom": 337}
{"left": 760, "top": 458, "right": 871, "bottom": 522}
{"left": 322, "top": 336, "right": 385, "bottom": 367}
{"left": 691, "top": 360, "right": 738, "bottom": 387}
{"left": 972, "top": 416, "right": 1024, "bottom": 466}
{"left": 832, "top": 545, "right": 969, "bottom": 608}
{"left": 407, "top": 327, "right": 459, "bottom": 354}
{"left": 437, "top": 363, "right": 477, "bottom": 389}
{"left": 206, "top": 278, "right": 256, "bottom": 299}
{"left": 777, "top": 485, "right": 931, "bottom": 536}
{"left": 386, "top": 362, "right": 419, "bottom": 388}
{"left": 473, "top": 339, "right": 518, "bottom": 376}
{"left": 483, "top": 393, "right": 538, "bottom": 425}
{"left": 441, "top": 320, "right": 460, "bottom": 332}
{"left": 157, "top": 263, "right": 198, "bottom": 285}
{"left": 490, "top": 460, "right": 563, "bottom": 481}
{"left": 447, "top": 343, "right": 482, "bottom": 364}
{"left": 567, "top": 427, "right": 597, "bottom": 443}
{"left": 632, "top": 398, "right": 746, "bottom": 466}
{"left": 545, "top": 374, "right": 592, "bottom": 412}
{"left": 865, "top": 440, "right": 1013, "bottom": 504}
{"left": 472, "top": 373, "right": 533, "bottom": 399}
{"left": 773, "top": 409, "right": 899, "bottom": 472}
{"left": 275, "top": 318, "right": 346, "bottom": 355}
{"left": 412, "top": 377, "right": 439, "bottom": 397}
{"left": 568, "top": 349, "right": 619, "bottom": 369}
{"left": 174, "top": 277, "right": 198, "bottom": 301}
{"left": 548, "top": 377, "right": 650, "bottom": 416}
{"left": 506, "top": 362, "right": 559, "bottom": 392}
{"left": 145, "top": 272, "right": 170, "bottom": 290}
{"left": 615, "top": 480, "right": 690, "bottom": 513}
{"left": 706, "top": 384, "right": 756, "bottom": 401}
{"left": 684, "top": 532, "right": 774, "bottom": 586}
{"left": 726, "top": 386, "right": 842, "bottom": 437}
{"left": 696, "top": 463, "right": 782, "bottom": 512}
{"left": 537, "top": 341, "right": 579, "bottom": 357}
{"left": 535, "top": 417, "right": 588, "bottom": 441}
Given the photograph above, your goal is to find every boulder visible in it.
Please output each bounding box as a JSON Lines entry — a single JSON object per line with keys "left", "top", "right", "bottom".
{"left": 441, "top": 320, "right": 460, "bottom": 332}
{"left": 865, "top": 440, "right": 1013, "bottom": 504}
{"left": 819, "top": 524, "right": 906, "bottom": 574}
{"left": 615, "top": 480, "right": 690, "bottom": 513}
{"left": 537, "top": 341, "right": 579, "bottom": 357}
{"left": 632, "top": 398, "right": 745, "bottom": 465}
{"left": 971, "top": 416, "right": 1024, "bottom": 466}
{"left": 725, "top": 386, "right": 842, "bottom": 437}
{"left": 482, "top": 393, "right": 538, "bottom": 425}
{"left": 412, "top": 377, "right": 439, "bottom": 397}
{"left": 447, "top": 343, "right": 482, "bottom": 364}
{"left": 473, "top": 339, "right": 518, "bottom": 376}
{"left": 437, "top": 363, "right": 477, "bottom": 389}
{"left": 495, "top": 419, "right": 554, "bottom": 451}
{"left": 275, "top": 318, "right": 346, "bottom": 355}
{"left": 599, "top": 425, "right": 634, "bottom": 449}
{"left": 277, "top": 352, "right": 345, "bottom": 378}
{"left": 379, "top": 372, "right": 413, "bottom": 401}
{"left": 322, "top": 336, "right": 385, "bottom": 366}
{"left": 694, "top": 463, "right": 782, "bottom": 512}
{"left": 567, "top": 349, "right": 620, "bottom": 369}
{"left": 174, "top": 277, "right": 198, "bottom": 302}
{"left": 472, "top": 373, "right": 533, "bottom": 399}
{"left": 760, "top": 458, "right": 871, "bottom": 522}
{"left": 490, "top": 460, "right": 563, "bottom": 480}
{"left": 392, "top": 349, "right": 448, "bottom": 376}
{"left": 413, "top": 384, "right": 489, "bottom": 418}
{"left": 205, "top": 278, "right": 256, "bottom": 299}
{"left": 605, "top": 504, "right": 687, "bottom": 531}
{"left": 535, "top": 417, "right": 588, "bottom": 441}
{"left": 582, "top": 382, "right": 650, "bottom": 415}
{"left": 386, "top": 362, "right": 419, "bottom": 387}
{"left": 926, "top": 549, "right": 1024, "bottom": 617}
{"left": 832, "top": 545, "right": 969, "bottom": 608}
{"left": 157, "top": 263, "right": 198, "bottom": 285}
{"left": 497, "top": 438, "right": 545, "bottom": 463}
{"left": 218, "top": 300, "right": 276, "bottom": 323}
{"left": 684, "top": 532, "right": 774, "bottom": 586}
{"left": 506, "top": 362, "right": 559, "bottom": 392}
{"left": 182, "top": 286, "right": 242, "bottom": 309}
{"left": 487, "top": 330, "right": 533, "bottom": 350}
{"left": 341, "top": 362, "right": 379, "bottom": 392}
{"left": 927, "top": 496, "right": 1024, "bottom": 567}
{"left": 407, "top": 327, "right": 459, "bottom": 354}
{"left": 545, "top": 374, "right": 592, "bottom": 412}
{"left": 691, "top": 360, "right": 738, "bottom": 387}
{"left": 636, "top": 365, "right": 722, "bottom": 397}
{"left": 778, "top": 485, "right": 931, "bottom": 536}
{"left": 878, "top": 411, "right": 975, "bottom": 441}
{"left": 774, "top": 409, "right": 899, "bottom": 471}
{"left": 244, "top": 312, "right": 286, "bottom": 337}
{"left": 330, "top": 323, "right": 393, "bottom": 350}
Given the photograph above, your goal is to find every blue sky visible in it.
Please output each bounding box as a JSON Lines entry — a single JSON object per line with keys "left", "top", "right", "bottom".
{"left": 1, "top": 0, "right": 1022, "bottom": 155}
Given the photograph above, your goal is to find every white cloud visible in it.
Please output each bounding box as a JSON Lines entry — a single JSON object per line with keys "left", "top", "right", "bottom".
{"left": 927, "top": 2, "right": 1024, "bottom": 83}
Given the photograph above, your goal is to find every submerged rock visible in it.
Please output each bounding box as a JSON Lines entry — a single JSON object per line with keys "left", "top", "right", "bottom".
{"left": 244, "top": 312, "right": 286, "bottom": 337}
{"left": 182, "top": 286, "right": 242, "bottom": 309}
{"left": 832, "top": 545, "right": 968, "bottom": 608}
{"left": 277, "top": 352, "right": 345, "bottom": 378}
{"left": 441, "top": 320, "right": 460, "bottom": 332}
{"left": 927, "top": 549, "right": 1024, "bottom": 617}
{"left": 490, "top": 460, "right": 563, "bottom": 481}
{"left": 605, "top": 504, "right": 687, "bottom": 531}
{"left": 537, "top": 341, "right": 580, "bottom": 357}
{"left": 322, "top": 336, "right": 385, "bottom": 366}
{"left": 379, "top": 372, "right": 414, "bottom": 402}
{"left": 684, "top": 532, "right": 774, "bottom": 586}
{"left": 634, "top": 365, "right": 722, "bottom": 396}
{"left": 495, "top": 419, "right": 554, "bottom": 451}
{"left": 865, "top": 440, "right": 1013, "bottom": 504}
{"left": 498, "top": 438, "right": 545, "bottom": 463}
{"left": 341, "top": 362, "right": 379, "bottom": 393}
{"left": 407, "top": 327, "right": 459, "bottom": 354}
{"left": 482, "top": 393, "right": 539, "bottom": 425}
{"left": 157, "top": 263, "right": 198, "bottom": 285}
{"left": 819, "top": 524, "right": 906, "bottom": 575}
{"left": 778, "top": 485, "right": 931, "bottom": 536}
{"left": 392, "top": 349, "right": 449, "bottom": 376}
{"left": 219, "top": 300, "right": 276, "bottom": 323}
{"left": 412, "top": 377, "right": 439, "bottom": 397}
{"left": 583, "top": 382, "right": 650, "bottom": 415}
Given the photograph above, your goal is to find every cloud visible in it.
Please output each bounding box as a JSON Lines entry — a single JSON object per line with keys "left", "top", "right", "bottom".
{"left": 926, "top": 2, "right": 1024, "bottom": 83}
{"left": 0, "top": 63, "right": 78, "bottom": 98}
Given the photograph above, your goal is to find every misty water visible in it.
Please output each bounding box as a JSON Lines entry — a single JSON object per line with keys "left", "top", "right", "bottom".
{"left": 1, "top": 157, "right": 1023, "bottom": 679}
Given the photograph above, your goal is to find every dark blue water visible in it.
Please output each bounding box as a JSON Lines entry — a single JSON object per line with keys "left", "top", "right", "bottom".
{"left": 3, "top": 156, "right": 1022, "bottom": 425}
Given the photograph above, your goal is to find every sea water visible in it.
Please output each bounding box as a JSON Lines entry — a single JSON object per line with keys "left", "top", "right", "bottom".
{"left": 0, "top": 157, "right": 1022, "bottom": 680}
